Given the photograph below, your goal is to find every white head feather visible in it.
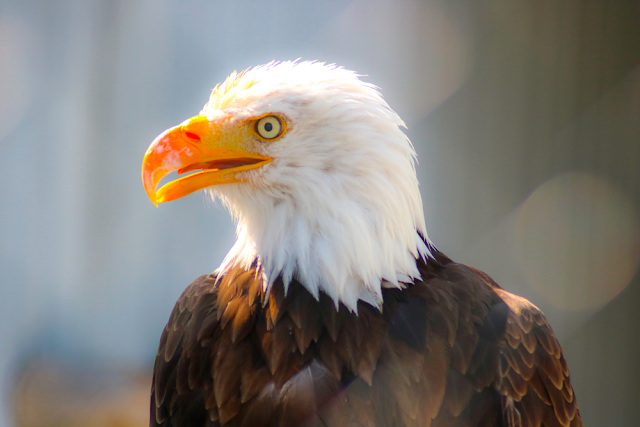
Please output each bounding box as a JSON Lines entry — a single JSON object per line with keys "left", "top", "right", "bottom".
{"left": 203, "top": 61, "right": 431, "bottom": 311}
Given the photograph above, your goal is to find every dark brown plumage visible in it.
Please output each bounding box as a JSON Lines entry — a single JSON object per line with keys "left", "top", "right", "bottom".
{"left": 150, "top": 249, "right": 581, "bottom": 427}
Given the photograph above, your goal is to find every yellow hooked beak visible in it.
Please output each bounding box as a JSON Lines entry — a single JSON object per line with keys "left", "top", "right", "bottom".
{"left": 141, "top": 115, "right": 273, "bottom": 206}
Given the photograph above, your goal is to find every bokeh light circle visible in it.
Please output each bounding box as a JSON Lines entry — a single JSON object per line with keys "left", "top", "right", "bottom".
{"left": 516, "top": 172, "right": 640, "bottom": 311}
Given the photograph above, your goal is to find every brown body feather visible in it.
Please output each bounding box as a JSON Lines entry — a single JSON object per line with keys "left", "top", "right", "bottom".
{"left": 150, "top": 250, "right": 581, "bottom": 427}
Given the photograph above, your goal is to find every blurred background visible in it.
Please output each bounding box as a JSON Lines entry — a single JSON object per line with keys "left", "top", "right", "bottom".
{"left": 1, "top": 0, "right": 639, "bottom": 426}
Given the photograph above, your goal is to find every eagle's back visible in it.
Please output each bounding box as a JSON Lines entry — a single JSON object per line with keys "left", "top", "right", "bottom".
{"left": 150, "top": 252, "right": 581, "bottom": 427}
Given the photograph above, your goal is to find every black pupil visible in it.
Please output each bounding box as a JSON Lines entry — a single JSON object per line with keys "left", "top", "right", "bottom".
{"left": 264, "top": 122, "right": 273, "bottom": 132}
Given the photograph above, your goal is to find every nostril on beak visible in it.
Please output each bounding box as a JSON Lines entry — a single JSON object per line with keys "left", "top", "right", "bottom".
{"left": 185, "top": 131, "right": 201, "bottom": 141}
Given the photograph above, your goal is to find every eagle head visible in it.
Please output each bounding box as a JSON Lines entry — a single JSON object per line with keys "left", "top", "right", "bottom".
{"left": 142, "top": 61, "right": 430, "bottom": 311}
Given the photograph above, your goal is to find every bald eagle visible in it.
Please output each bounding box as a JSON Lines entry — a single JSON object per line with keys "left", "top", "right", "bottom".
{"left": 142, "top": 61, "right": 581, "bottom": 427}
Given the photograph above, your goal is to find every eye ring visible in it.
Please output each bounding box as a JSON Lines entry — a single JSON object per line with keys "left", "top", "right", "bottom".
{"left": 254, "top": 115, "right": 285, "bottom": 141}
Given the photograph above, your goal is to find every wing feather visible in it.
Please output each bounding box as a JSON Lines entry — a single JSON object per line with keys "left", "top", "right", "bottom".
{"left": 494, "top": 289, "right": 582, "bottom": 427}
{"left": 150, "top": 254, "right": 581, "bottom": 427}
{"left": 151, "top": 274, "right": 219, "bottom": 427}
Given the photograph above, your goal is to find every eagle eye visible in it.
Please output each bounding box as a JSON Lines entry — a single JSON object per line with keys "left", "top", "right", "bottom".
{"left": 255, "top": 115, "right": 284, "bottom": 140}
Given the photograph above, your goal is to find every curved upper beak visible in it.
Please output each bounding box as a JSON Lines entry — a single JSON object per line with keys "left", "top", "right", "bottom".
{"left": 142, "top": 115, "right": 272, "bottom": 206}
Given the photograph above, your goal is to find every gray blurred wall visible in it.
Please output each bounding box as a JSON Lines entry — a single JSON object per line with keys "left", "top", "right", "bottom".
{"left": 1, "top": 0, "right": 639, "bottom": 426}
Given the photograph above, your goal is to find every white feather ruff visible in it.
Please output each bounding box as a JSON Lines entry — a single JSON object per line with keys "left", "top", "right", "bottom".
{"left": 203, "top": 61, "right": 431, "bottom": 311}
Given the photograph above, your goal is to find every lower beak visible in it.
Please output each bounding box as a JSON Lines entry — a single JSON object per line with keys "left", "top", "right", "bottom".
{"left": 141, "top": 115, "right": 272, "bottom": 206}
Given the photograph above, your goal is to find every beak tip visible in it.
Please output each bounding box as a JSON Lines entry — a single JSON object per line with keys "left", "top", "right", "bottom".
{"left": 142, "top": 169, "right": 158, "bottom": 206}
{"left": 143, "top": 184, "right": 158, "bottom": 207}
{"left": 148, "top": 192, "right": 159, "bottom": 207}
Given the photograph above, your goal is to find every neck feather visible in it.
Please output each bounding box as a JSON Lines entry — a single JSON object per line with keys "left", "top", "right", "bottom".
{"left": 212, "top": 181, "right": 431, "bottom": 312}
